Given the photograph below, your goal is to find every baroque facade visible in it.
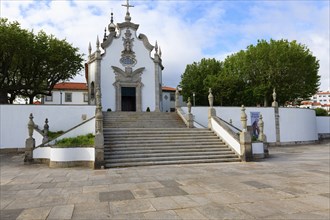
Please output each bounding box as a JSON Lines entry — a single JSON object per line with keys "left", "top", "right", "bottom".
{"left": 86, "top": 1, "right": 163, "bottom": 112}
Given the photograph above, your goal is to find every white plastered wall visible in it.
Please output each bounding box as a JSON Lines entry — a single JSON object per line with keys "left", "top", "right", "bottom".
{"left": 44, "top": 90, "right": 88, "bottom": 105}
{"left": 182, "top": 106, "right": 319, "bottom": 143}
{"left": 279, "top": 108, "right": 318, "bottom": 142}
{"left": 0, "top": 105, "right": 95, "bottom": 149}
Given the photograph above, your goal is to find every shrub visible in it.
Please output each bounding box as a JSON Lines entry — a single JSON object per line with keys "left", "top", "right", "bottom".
{"left": 146, "top": 107, "right": 150, "bottom": 112}
{"left": 55, "top": 133, "right": 94, "bottom": 147}
{"left": 47, "top": 130, "right": 64, "bottom": 139}
{"left": 315, "top": 108, "right": 328, "bottom": 116}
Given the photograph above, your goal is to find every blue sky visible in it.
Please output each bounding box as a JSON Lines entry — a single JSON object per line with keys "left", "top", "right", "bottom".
{"left": 1, "top": 0, "right": 329, "bottom": 91}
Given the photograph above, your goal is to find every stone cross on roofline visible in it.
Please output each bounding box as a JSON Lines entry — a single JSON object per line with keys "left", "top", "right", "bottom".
{"left": 122, "top": 0, "right": 134, "bottom": 14}
{"left": 122, "top": 0, "right": 134, "bottom": 22}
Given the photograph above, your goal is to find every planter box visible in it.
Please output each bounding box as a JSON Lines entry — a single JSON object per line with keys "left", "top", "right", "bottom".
{"left": 252, "top": 142, "right": 264, "bottom": 159}
{"left": 33, "top": 147, "right": 95, "bottom": 168}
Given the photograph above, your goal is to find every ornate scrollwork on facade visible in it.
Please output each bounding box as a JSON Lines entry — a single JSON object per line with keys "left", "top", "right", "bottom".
{"left": 120, "top": 29, "right": 137, "bottom": 67}
{"left": 112, "top": 66, "right": 145, "bottom": 83}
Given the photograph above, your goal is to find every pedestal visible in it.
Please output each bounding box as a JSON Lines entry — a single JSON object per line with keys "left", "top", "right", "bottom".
{"left": 187, "top": 113, "right": 194, "bottom": 128}
{"left": 24, "top": 138, "right": 35, "bottom": 164}
{"left": 240, "top": 131, "right": 253, "bottom": 162}
{"left": 208, "top": 108, "right": 216, "bottom": 129}
{"left": 94, "top": 133, "right": 104, "bottom": 169}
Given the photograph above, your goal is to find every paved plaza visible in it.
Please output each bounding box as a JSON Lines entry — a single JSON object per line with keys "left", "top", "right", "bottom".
{"left": 1, "top": 141, "right": 329, "bottom": 220}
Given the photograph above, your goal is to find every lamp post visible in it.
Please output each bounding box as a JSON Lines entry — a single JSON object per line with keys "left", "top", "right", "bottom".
{"left": 193, "top": 92, "right": 195, "bottom": 106}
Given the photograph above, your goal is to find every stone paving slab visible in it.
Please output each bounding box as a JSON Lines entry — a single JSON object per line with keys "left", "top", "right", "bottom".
{"left": 0, "top": 141, "right": 329, "bottom": 219}
{"left": 99, "top": 190, "right": 135, "bottom": 202}
{"left": 48, "top": 204, "right": 74, "bottom": 220}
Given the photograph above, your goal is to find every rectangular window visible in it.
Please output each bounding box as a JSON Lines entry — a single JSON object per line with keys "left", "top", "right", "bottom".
{"left": 83, "top": 93, "right": 88, "bottom": 102}
{"left": 170, "top": 93, "right": 175, "bottom": 101}
{"left": 45, "top": 93, "right": 53, "bottom": 102}
{"left": 65, "top": 93, "right": 72, "bottom": 102}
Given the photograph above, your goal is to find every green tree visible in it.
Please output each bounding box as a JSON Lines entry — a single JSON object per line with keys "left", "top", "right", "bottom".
{"left": 180, "top": 58, "right": 223, "bottom": 106}
{"left": 180, "top": 39, "right": 320, "bottom": 107}
{"left": 239, "top": 39, "right": 320, "bottom": 106}
{"left": 0, "top": 18, "right": 84, "bottom": 104}
{"left": 315, "top": 108, "right": 328, "bottom": 116}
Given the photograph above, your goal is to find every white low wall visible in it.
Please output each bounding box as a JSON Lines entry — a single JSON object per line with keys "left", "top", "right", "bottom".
{"left": 316, "top": 117, "right": 330, "bottom": 134}
{"left": 211, "top": 117, "right": 241, "bottom": 155}
{"left": 48, "top": 117, "right": 95, "bottom": 145}
{"left": 0, "top": 105, "right": 95, "bottom": 149}
{"left": 33, "top": 147, "right": 95, "bottom": 161}
{"left": 279, "top": 108, "right": 318, "bottom": 143}
{"left": 184, "top": 107, "right": 276, "bottom": 143}
{"left": 182, "top": 106, "right": 319, "bottom": 144}
{"left": 34, "top": 131, "right": 44, "bottom": 147}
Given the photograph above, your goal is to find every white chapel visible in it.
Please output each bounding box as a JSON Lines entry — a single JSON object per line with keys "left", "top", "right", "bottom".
{"left": 86, "top": 0, "right": 164, "bottom": 112}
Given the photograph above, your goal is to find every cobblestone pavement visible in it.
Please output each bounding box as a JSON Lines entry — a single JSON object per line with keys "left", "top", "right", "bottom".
{"left": 1, "top": 141, "right": 329, "bottom": 220}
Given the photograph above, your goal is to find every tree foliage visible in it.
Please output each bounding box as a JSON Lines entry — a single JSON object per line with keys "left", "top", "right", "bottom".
{"left": 0, "top": 18, "right": 84, "bottom": 104}
{"left": 315, "top": 108, "right": 328, "bottom": 116}
{"left": 180, "top": 58, "right": 223, "bottom": 106}
{"left": 180, "top": 39, "right": 320, "bottom": 106}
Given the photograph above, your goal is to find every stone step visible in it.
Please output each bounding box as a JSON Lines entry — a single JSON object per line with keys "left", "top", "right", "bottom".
{"left": 103, "top": 126, "right": 186, "bottom": 128}
{"left": 102, "top": 112, "right": 186, "bottom": 128}
{"left": 104, "top": 142, "right": 228, "bottom": 150}
{"left": 105, "top": 135, "right": 218, "bottom": 141}
{"left": 105, "top": 147, "right": 232, "bottom": 154}
{"left": 103, "top": 130, "right": 215, "bottom": 135}
{"left": 106, "top": 151, "right": 235, "bottom": 159}
{"left": 105, "top": 158, "right": 241, "bottom": 168}
{"left": 104, "top": 141, "right": 226, "bottom": 147}
{"left": 103, "top": 112, "right": 179, "bottom": 115}
{"left": 102, "top": 112, "right": 240, "bottom": 168}
{"left": 105, "top": 139, "right": 223, "bottom": 145}
{"left": 104, "top": 156, "right": 240, "bottom": 168}
{"left": 103, "top": 128, "right": 210, "bottom": 133}
{"left": 105, "top": 154, "right": 238, "bottom": 163}
{"left": 103, "top": 124, "right": 186, "bottom": 128}
{"left": 104, "top": 132, "right": 214, "bottom": 137}
{"left": 104, "top": 116, "right": 181, "bottom": 119}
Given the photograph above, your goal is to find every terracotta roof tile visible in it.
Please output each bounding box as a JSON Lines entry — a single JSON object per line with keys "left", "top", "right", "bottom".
{"left": 317, "top": 91, "right": 330, "bottom": 95}
{"left": 53, "top": 82, "right": 87, "bottom": 91}
{"left": 162, "top": 86, "right": 176, "bottom": 91}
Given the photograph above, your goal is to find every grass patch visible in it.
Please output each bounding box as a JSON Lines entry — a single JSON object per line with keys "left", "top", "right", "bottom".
{"left": 55, "top": 133, "right": 94, "bottom": 147}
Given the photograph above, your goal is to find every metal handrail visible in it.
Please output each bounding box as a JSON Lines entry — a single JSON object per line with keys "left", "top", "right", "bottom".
{"left": 193, "top": 119, "right": 206, "bottom": 128}
{"left": 217, "top": 116, "right": 242, "bottom": 133}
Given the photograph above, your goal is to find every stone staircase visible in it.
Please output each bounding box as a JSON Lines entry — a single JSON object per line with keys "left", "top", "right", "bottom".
{"left": 103, "top": 112, "right": 240, "bottom": 168}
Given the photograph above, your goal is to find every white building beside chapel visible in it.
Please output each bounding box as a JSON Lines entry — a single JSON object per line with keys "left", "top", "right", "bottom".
{"left": 42, "top": 82, "right": 88, "bottom": 105}
{"left": 86, "top": 2, "right": 163, "bottom": 112}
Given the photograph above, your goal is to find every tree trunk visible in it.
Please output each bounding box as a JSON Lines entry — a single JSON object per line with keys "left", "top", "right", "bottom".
{"left": 0, "top": 91, "right": 9, "bottom": 104}
{"left": 9, "top": 94, "right": 16, "bottom": 104}
{"left": 29, "top": 96, "right": 34, "bottom": 104}
{"left": 263, "top": 96, "right": 268, "bottom": 107}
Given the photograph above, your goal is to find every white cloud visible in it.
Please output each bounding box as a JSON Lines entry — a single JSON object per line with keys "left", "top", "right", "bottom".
{"left": 1, "top": 0, "right": 329, "bottom": 90}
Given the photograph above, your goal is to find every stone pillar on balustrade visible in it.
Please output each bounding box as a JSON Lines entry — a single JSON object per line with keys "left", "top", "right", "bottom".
{"left": 272, "top": 88, "right": 280, "bottom": 145}
{"left": 186, "top": 97, "right": 194, "bottom": 128}
{"left": 258, "top": 114, "right": 269, "bottom": 157}
{"left": 175, "top": 86, "right": 180, "bottom": 112}
{"left": 208, "top": 88, "right": 216, "bottom": 129}
{"left": 25, "top": 113, "right": 35, "bottom": 164}
{"left": 239, "top": 105, "right": 253, "bottom": 162}
{"left": 94, "top": 86, "right": 104, "bottom": 169}
{"left": 42, "top": 118, "right": 49, "bottom": 144}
